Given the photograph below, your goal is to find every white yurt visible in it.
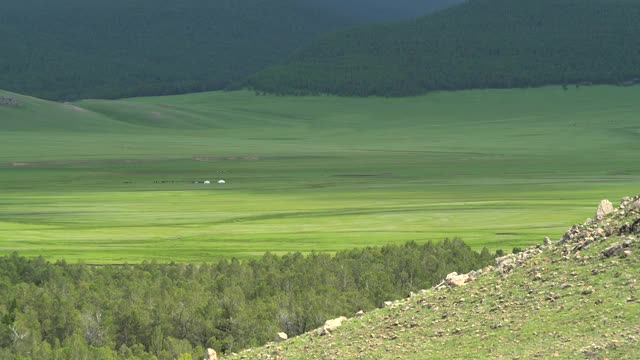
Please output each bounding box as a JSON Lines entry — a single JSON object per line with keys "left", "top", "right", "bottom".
{"left": 218, "top": 179, "right": 226, "bottom": 184}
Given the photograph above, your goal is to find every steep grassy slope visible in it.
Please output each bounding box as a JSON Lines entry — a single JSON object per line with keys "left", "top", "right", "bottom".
{"left": 246, "top": 0, "right": 640, "bottom": 96}
{"left": 0, "top": 0, "right": 458, "bottom": 100}
{"left": 234, "top": 197, "right": 640, "bottom": 359}
{"left": 1, "top": 87, "right": 640, "bottom": 262}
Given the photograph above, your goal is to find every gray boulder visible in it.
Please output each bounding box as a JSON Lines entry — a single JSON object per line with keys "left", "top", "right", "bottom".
{"left": 274, "top": 332, "right": 288, "bottom": 342}
{"left": 318, "top": 316, "right": 347, "bottom": 335}
{"left": 203, "top": 348, "right": 217, "bottom": 360}
{"left": 595, "top": 199, "right": 614, "bottom": 221}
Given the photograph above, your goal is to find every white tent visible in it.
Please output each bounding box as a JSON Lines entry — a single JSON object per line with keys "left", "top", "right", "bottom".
{"left": 218, "top": 179, "right": 226, "bottom": 184}
{"left": 203, "top": 180, "right": 211, "bottom": 184}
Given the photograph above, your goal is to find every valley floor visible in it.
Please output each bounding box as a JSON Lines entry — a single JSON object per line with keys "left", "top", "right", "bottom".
{"left": 1, "top": 86, "right": 639, "bottom": 262}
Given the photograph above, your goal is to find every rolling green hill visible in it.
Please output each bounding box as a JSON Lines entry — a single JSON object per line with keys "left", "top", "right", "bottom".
{"left": 0, "top": 90, "right": 141, "bottom": 132}
{"left": 246, "top": 0, "right": 640, "bottom": 96}
{"left": 1, "top": 86, "right": 639, "bottom": 262}
{"left": 0, "top": 0, "right": 457, "bottom": 101}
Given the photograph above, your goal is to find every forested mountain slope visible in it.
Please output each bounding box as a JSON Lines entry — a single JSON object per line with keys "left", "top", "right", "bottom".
{"left": 0, "top": 0, "right": 457, "bottom": 101}
{"left": 246, "top": 0, "right": 640, "bottom": 96}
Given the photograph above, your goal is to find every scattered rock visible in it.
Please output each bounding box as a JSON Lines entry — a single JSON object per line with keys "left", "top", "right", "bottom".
{"left": 582, "top": 287, "right": 594, "bottom": 295}
{"left": 602, "top": 239, "right": 634, "bottom": 257}
{"left": 355, "top": 310, "right": 365, "bottom": 317}
{"left": 595, "top": 199, "right": 614, "bottom": 221}
{"left": 318, "top": 316, "right": 348, "bottom": 336}
{"left": 544, "top": 236, "right": 551, "bottom": 246}
{"left": 203, "top": 348, "right": 218, "bottom": 360}
{"left": 445, "top": 272, "right": 472, "bottom": 287}
{"left": 496, "top": 255, "right": 516, "bottom": 272}
{"left": 274, "top": 332, "right": 288, "bottom": 342}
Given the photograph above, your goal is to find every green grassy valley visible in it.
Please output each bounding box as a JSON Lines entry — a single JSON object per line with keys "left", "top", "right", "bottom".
{"left": 0, "top": 0, "right": 640, "bottom": 360}
{"left": 3, "top": 0, "right": 639, "bottom": 358}
{"left": 1, "top": 86, "right": 639, "bottom": 263}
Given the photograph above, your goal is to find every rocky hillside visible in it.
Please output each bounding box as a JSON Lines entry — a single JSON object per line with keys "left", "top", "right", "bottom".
{"left": 229, "top": 196, "right": 640, "bottom": 359}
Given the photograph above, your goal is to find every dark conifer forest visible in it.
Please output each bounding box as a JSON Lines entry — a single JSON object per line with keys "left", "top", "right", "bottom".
{"left": 0, "top": 0, "right": 457, "bottom": 101}
{"left": 0, "top": 240, "right": 495, "bottom": 359}
{"left": 246, "top": 0, "right": 640, "bottom": 96}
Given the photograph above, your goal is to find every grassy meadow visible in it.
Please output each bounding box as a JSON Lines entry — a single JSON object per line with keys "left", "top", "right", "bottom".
{"left": 1, "top": 86, "right": 639, "bottom": 263}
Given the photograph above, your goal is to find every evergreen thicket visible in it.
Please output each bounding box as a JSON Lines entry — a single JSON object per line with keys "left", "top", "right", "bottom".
{"left": 0, "top": 0, "right": 456, "bottom": 101}
{"left": 246, "top": 0, "right": 640, "bottom": 97}
{"left": 0, "top": 239, "right": 495, "bottom": 359}
{"left": 0, "top": 0, "right": 350, "bottom": 101}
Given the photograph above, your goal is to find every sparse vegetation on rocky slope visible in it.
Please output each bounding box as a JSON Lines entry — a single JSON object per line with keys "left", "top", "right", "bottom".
{"left": 235, "top": 196, "right": 640, "bottom": 359}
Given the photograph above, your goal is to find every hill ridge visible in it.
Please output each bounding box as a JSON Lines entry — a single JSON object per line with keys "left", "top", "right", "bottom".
{"left": 0, "top": 0, "right": 459, "bottom": 101}
{"left": 0, "top": 89, "right": 149, "bottom": 132}
{"left": 232, "top": 195, "right": 640, "bottom": 359}
{"left": 246, "top": 0, "right": 640, "bottom": 97}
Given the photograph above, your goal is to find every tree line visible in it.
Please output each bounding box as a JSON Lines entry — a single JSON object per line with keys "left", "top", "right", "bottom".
{"left": 0, "top": 239, "right": 496, "bottom": 359}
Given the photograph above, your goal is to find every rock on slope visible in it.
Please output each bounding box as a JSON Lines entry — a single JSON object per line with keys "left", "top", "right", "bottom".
{"left": 232, "top": 196, "right": 640, "bottom": 359}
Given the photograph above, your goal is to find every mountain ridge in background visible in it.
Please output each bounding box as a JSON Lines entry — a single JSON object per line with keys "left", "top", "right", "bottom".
{"left": 0, "top": 0, "right": 459, "bottom": 101}
{"left": 245, "top": 0, "right": 640, "bottom": 97}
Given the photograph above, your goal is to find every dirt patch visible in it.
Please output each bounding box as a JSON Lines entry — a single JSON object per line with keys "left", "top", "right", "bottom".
{"left": 0, "top": 96, "right": 19, "bottom": 106}
{"left": 9, "top": 159, "right": 146, "bottom": 167}
{"left": 193, "top": 156, "right": 260, "bottom": 161}
{"left": 193, "top": 156, "right": 221, "bottom": 161}
{"left": 333, "top": 173, "right": 392, "bottom": 177}
{"left": 9, "top": 156, "right": 256, "bottom": 168}
{"left": 247, "top": 137, "right": 301, "bottom": 141}
{"left": 63, "top": 103, "right": 88, "bottom": 112}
